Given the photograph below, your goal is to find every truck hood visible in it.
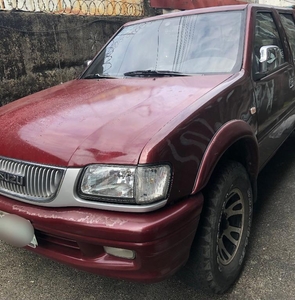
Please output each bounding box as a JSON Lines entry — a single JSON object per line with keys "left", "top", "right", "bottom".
{"left": 0, "top": 75, "right": 232, "bottom": 167}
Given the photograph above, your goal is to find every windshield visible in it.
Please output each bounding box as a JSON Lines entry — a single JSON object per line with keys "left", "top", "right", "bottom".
{"left": 82, "top": 10, "right": 245, "bottom": 78}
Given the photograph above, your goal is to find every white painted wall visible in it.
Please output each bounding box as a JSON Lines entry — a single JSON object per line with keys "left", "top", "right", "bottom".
{"left": 257, "top": 0, "right": 295, "bottom": 6}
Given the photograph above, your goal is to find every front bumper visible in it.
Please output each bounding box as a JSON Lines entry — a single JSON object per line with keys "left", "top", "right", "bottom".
{"left": 0, "top": 193, "right": 203, "bottom": 282}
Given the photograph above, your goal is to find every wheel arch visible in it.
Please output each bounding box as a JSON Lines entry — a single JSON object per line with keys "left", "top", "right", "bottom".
{"left": 192, "top": 120, "right": 259, "bottom": 199}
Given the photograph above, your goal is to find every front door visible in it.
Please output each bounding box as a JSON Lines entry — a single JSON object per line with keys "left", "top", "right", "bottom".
{"left": 252, "top": 11, "right": 295, "bottom": 167}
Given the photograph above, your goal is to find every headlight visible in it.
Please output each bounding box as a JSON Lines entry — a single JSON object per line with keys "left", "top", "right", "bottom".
{"left": 79, "top": 164, "right": 171, "bottom": 204}
{"left": 80, "top": 165, "right": 136, "bottom": 199}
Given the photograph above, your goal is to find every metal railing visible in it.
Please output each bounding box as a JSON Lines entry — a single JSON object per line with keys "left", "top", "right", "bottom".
{"left": 0, "top": 0, "right": 144, "bottom": 16}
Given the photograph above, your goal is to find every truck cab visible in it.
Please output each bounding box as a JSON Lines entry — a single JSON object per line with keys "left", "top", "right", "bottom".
{"left": 0, "top": 4, "right": 295, "bottom": 294}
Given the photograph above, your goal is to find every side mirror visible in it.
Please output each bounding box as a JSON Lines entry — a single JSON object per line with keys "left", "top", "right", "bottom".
{"left": 259, "top": 45, "right": 283, "bottom": 73}
{"left": 253, "top": 45, "right": 283, "bottom": 80}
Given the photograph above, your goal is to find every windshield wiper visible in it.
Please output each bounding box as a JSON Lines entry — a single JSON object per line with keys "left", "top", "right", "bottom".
{"left": 83, "top": 73, "right": 117, "bottom": 79}
{"left": 124, "top": 70, "right": 187, "bottom": 77}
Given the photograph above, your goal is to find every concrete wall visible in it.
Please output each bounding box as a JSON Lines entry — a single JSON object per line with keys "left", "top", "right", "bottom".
{"left": 0, "top": 11, "right": 140, "bottom": 106}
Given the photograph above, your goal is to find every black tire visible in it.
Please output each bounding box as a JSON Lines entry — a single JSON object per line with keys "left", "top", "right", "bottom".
{"left": 181, "top": 160, "right": 253, "bottom": 294}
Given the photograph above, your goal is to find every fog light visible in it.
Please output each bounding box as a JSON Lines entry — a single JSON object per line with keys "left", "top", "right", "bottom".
{"left": 104, "top": 246, "right": 135, "bottom": 259}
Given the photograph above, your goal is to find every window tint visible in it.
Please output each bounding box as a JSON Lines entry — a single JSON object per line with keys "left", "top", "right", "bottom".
{"left": 253, "top": 12, "right": 285, "bottom": 74}
{"left": 280, "top": 13, "right": 295, "bottom": 62}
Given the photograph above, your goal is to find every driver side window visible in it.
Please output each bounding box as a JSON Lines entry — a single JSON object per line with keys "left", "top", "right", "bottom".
{"left": 252, "top": 12, "right": 285, "bottom": 76}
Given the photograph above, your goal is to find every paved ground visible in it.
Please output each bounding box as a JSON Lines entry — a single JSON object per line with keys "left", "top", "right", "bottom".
{"left": 1, "top": 134, "right": 295, "bottom": 300}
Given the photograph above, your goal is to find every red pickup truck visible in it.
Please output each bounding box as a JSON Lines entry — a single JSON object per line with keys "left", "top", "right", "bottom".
{"left": 1, "top": 3, "right": 295, "bottom": 294}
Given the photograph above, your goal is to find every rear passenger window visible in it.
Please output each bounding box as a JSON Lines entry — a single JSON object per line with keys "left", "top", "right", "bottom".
{"left": 253, "top": 12, "right": 285, "bottom": 74}
{"left": 280, "top": 13, "right": 295, "bottom": 62}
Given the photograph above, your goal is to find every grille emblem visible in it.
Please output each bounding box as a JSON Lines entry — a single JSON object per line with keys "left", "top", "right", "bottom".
{"left": 0, "top": 171, "right": 25, "bottom": 186}
{"left": 0, "top": 157, "right": 65, "bottom": 202}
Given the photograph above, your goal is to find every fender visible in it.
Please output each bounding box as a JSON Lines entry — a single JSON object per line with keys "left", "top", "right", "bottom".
{"left": 192, "top": 120, "right": 259, "bottom": 194}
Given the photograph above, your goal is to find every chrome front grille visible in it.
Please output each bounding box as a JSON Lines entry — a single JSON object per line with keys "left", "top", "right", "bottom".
{"left": 0, "top": 157, "right": 65, "bottom": 202}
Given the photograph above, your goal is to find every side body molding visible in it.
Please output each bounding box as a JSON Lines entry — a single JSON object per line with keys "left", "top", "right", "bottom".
{"left": 192, "top": 120, "right": 259, "bottom": 194}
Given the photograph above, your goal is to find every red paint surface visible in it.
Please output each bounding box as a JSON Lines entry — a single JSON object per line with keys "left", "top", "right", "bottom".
{"left": 150, "top": 0, "right": 248, "bottom": 10}
{"left": 0, "top": 193, "right": 203, "bottom": 281}
{"left": 0, "top": 75, "right": 231, "bottom": 167}
{"left": 2, "top": 4, "right": 295, "bottom": 283}
{"left": 192, "top": 120, "right": 259, "bottom": 193}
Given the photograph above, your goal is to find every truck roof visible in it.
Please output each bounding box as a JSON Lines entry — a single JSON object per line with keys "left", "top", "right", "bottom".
{"left": 124, "top": 3, "right": 294, "bottom": 27}
{"left": 150, "top": 0, "right": 249, "bottom": 10}
{"left": 125, "top": 4, "right": 249, "bottom": 26}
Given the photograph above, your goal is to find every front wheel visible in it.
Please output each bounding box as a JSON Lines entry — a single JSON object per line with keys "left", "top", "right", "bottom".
{"left": 187, "top": 161, "right": 253, "bottom": 294}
